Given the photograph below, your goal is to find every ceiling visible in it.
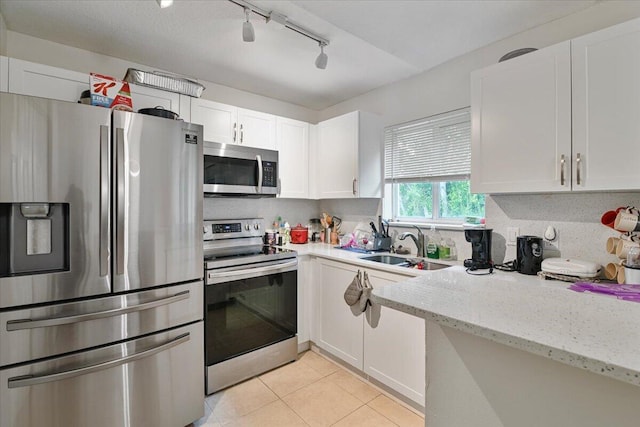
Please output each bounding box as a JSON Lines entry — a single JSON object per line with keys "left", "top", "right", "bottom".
{"left": 0, "top": 0, "right": 597, "bottom": 110}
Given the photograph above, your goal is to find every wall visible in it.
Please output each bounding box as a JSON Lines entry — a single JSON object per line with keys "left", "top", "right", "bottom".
{"left": 4, "top": 31, "right": 317, "bottom": 123}
{"left": 316, "top": 1, "right": 640, "bottom": 267}
{"left": 0, "top": 12, "right": 7, "bottom": 55}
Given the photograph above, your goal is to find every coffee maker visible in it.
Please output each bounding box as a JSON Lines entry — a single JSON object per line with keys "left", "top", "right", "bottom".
{"left": 463, "top": 229, "right": 493, "bottom": 270}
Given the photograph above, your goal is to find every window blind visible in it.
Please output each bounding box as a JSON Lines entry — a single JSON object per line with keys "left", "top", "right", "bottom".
{"left": 384, "top": 107, "right": 471, "bottom": 182}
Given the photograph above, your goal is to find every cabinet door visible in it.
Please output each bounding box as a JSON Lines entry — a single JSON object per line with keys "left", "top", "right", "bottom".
{"left": 0, "top": 56, "right": 8, "bottom": 93}
{"left": 364, "top": 269, "right": 425, "bottom": 406}
{"left": 297, "top": 256, "right": 312, "bottom": 346}
{"left": 237, "top": 108, "right": 276, "bottom": 150}
{"left": 8, "top": 58, "right": 88, "bottom": 102}
{"left": 572, "top": 18, "right": 640, "bottom": 191}
{"left": 276, "top": 117, "right": 309, "bottom": 198}
{"left": 471, "top": 41, "right": 572, "bottom": 193}
{"left": 316, "top": 112, "right": 358, "bottom": 198}
{"left": 129, "top": 84, "right": 181, "bottom": 116}
{"left": 190, "top": 98, "right": 237, "bottom": 144}
{"left": 317, "top": 259, "right": 363, "bottom": 369}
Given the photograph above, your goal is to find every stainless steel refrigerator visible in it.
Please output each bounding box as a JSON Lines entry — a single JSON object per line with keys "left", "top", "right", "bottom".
{"left": 0, "top": 92, "right": 204, "bottom": 427}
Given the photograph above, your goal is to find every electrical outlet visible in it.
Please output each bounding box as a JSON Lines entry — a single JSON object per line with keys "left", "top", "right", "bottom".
{"left": 507, "top": 227, "right": 519, "bottom": 246}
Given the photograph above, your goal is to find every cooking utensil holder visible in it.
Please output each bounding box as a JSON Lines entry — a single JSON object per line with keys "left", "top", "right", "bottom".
{"left": 372, "top": 237, "right": 391, "bottom": 251}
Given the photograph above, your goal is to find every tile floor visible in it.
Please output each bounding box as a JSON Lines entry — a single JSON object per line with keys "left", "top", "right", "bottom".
{"left": 193, "top": 351, "right": 424, "bottom": 427}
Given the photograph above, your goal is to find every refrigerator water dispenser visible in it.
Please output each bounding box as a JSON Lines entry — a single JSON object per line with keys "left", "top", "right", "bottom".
{"left": 0, "top": 203, "right": 69, "bottom": 277}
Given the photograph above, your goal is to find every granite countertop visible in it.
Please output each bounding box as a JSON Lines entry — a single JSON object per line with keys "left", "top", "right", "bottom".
{"left": 370, "top": 265, "right": 640, "bottom": 387}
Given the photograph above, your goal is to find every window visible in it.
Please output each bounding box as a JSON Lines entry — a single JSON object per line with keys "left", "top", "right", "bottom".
{"left": 384, "top": 107, "right": 484, "bottom": 223}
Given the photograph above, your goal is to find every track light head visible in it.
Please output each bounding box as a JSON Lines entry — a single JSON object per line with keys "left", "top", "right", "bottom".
{"left": 243, "top": 8, "right": 255, "bottom": 42}
{"left": 315, "top": 42, "right": 328, "bottom": 70}
{"left": 156, "top": 0, "right": 173, "bottom": 8}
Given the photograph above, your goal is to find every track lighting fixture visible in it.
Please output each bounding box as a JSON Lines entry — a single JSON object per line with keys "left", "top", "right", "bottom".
{"left": 228, "top": 0, "right": 330, "bottom": 69}
{"left": 242, "top": 7, "right": 255, "bottom": 42}
{"left": 155, "top": 0, "right": 173, "bottom": 8}
{"left": 315, "top": 42, "right": 328, "bottom": 70}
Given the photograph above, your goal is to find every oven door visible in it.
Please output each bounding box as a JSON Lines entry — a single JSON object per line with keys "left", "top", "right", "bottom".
{"left": 203, "top": 141, "right": 278, "bottom": 196}
{"left": 205, "top": 259, "right": 297, "bottom": 366}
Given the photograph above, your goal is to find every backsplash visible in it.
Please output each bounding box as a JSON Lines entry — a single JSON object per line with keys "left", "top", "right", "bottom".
{"left": 203, "top": 197, "right": 381, "bottom": 236}
{"left": 487, "top": 192, "right": 640, "bottom": 266}
{"left": 204, "top": 193, "right": 639, "bottom": 268}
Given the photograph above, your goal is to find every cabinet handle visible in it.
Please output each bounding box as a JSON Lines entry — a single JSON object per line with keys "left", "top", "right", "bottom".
{"left": 233, "top": 123, "right": 237, "bottom": 143}
{"left": 560, "top": 154, "right": 566, "bottom": 186}
{"left": 240, "top": 124, "right": 244, "bottom": 143}
{"left": 352, "top": 178, "right": 357, "bottom": 196}
{"left": 576, "top": 153, "right": 582, "bottom": 186}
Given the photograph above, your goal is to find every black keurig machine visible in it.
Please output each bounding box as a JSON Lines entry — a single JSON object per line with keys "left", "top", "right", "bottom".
{"left": 464, "top": 229, "right": 492, "bottom": 270}
{"left": 516, "top": 235, "right": 543, "bottom": 275}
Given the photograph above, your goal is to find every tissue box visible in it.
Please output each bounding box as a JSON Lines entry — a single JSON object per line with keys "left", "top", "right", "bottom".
{"left": 89, "top": 73, "right": 133, "bottom": 111}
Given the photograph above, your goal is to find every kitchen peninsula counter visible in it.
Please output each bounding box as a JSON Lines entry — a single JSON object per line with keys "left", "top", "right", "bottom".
{"left": 289, "top": 243, "right": 640, "bottom": 386}
{"left": 370, "top": 265, "right": 640, "bottom": 387}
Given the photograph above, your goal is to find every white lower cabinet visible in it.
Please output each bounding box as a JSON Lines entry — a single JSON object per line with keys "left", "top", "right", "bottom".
{"left": 297, "top": 255, "right": 312, "bottom": 346}
{"left": 315, "top": 258, "right": 425, "bottom": 405}
{"left": 317, "top": 259, "right": 364, "bottom": 369}
{"left": 364, "top": 268, "right": 425, "bottom": 405}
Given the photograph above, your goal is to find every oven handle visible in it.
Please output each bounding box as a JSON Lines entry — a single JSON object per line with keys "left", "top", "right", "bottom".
{"left": 6, "top": 291, "right": 190, "bottom": 331}
{"left": 7, "top": 333, "right": 190, "bottom": 388}
{"left": 207, "top": 259, "right": 298, "bottom": 283}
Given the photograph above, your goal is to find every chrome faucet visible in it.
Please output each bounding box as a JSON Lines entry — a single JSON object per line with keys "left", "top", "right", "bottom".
{"left": 398, "top": 225, "right": 426, "bottom": 257}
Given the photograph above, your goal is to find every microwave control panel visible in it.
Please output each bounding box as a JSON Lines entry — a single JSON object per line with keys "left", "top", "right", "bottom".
{"left": 262, "top": 161, "right": 277, "bottom": 187}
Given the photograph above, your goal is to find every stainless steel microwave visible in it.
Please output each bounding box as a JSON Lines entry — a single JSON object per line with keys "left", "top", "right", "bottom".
{"left": 203, "top": 141, "right": 279, "bottom": 197}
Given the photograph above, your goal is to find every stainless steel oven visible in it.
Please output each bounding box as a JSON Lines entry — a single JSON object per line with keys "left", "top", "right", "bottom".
{"left": 203, "top": 141, "right": 279, "bottom": 197}
{"left": 204, "top": 218, "right": 297, "bottom": 394}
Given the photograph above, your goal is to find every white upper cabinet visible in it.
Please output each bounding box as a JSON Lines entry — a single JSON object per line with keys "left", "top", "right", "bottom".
{"left": 190, "top": 99, "right": 237, "bottom": 144}
{"left": 314, "top": 111, "right": 383, "bottom": 199}
{"left": 190, "top": 98, "right": 277, "bottom": 149}
{"left": 471, "top": 42, "right": 572, "bottom": 193}
{"left": 571, "top": 18, "right": 640, "bottom": 191}
{"left": 7, "top": 58, "right": 181, "bottom": 115}
{"left": 471, "top": 17, "right": 640, "bottom": 194}
{"left": 8, "top": 58, "right": 89, "bottom": 103}
{"left": 237, "top": 108, "right": 276, "bottom": 150}
{"left": 0, "top": 56, "right": 8, "bottom": 93}
{"left": 276, "top": 117, "right": 309, "bottom": 198}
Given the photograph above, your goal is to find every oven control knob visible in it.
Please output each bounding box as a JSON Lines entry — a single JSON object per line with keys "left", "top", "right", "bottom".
{"left": 245, "top": 224, "right": 250, "bottom": 231}
{"left": 254, "top": 223, "right": 260, "bottom": 230}
{"left": 203, "top": 226, "right": 208, "bottom": 234}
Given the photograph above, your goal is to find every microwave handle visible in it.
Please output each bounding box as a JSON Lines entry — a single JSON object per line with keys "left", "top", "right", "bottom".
{"left": 256, "top": 154, "right": 263, "bottom": 193}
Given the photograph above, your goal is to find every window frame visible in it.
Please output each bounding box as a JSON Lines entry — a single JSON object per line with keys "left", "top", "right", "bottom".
{"left": 383, "top": 107, "right": 484, "bottom": 226}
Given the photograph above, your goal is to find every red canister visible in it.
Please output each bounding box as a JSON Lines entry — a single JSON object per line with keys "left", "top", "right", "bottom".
{"left": 290, "top": 224, "right": 309, "bottom": 244}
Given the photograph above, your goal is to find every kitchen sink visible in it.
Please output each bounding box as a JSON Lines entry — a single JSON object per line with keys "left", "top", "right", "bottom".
{"left": 361, "top": 255, "right": 410, "bottom": 265}
{"left": 360, "top": 254, "right": 450, "bottom": 270}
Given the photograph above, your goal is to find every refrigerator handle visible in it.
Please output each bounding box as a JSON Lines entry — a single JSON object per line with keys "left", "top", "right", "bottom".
{"left": 7, "top": 333, "right": 190, "bottom": 388}
{"left": 256, "top": 154, "right": 263, "bottom": 193}
{"left": 6, "top": 290, "right": 190, "bottom": 331}
{"left": 99, "top": 125, "right": 109, "bottom": 277}
{"left": 116, "top": 128, "right": 126, "bottom": 275}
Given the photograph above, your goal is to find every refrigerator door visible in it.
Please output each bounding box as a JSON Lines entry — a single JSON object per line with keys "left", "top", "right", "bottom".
{"left": 0, "top": 280, "right": 202, "bottom": 367}
{"left": 112, "top": 111, "right": 203, "bottom": 292}
{"left": 0, "top": 93, "right": 111, "bottom": 308}
{"left": 0, "top": 322, "right": 204, "bottom": 427}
